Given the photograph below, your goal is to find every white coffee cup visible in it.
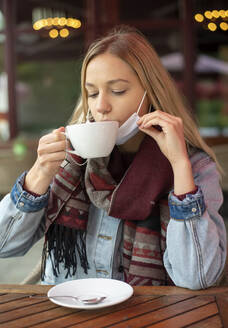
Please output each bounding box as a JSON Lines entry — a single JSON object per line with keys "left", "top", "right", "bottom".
{"left": 65, "top": 121, "right": 119, "bottom": 159}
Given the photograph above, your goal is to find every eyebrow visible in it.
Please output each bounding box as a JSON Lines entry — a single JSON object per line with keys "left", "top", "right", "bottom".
{"left": 85, "top": 79, "right": 130, "bottom": 87}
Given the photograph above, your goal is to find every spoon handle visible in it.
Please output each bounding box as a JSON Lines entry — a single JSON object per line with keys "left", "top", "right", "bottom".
{"left": 30, "top": 295, "right": 75, "bottom": 299}
{"left": 29, "top": 295, "right": 106, "bottom": 304}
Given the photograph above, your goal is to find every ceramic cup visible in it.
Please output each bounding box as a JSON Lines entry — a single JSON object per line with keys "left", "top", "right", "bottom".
{"left": 65, "top": 121, "right": 119, "bottom": 159}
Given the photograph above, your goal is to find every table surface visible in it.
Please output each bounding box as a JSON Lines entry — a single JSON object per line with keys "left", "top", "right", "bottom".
{"left": 0, "top": 284, "right": 228, "bottom": 328}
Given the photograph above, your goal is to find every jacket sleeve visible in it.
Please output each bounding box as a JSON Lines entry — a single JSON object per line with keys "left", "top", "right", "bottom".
{"left": 0, "top": 173, "right": 47, "bottom": 258}
{"left": 163, "top": 154, "right": 227, "bottom": 290}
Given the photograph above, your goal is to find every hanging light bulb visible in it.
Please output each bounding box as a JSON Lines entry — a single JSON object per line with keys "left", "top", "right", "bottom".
{"left": 49, "top": 29, "right": 58, "bottom": 38}
{"left": 194, "top": 14, "right": 204, "bottom": 22}
{"left": 32, "top": 7, "right": 82, "bottom": 39}
{"left": 60, "top": 28, "right": 69, "bottom": 38}
{"left": 219, "top": 10, "right": 226, "bottom": 18}
{"left": 220, "top": 22, "right": 228, "bottom": 31}
{"left": 212, "top": 10, "right": 219, "bottom": 18}
{"left": 204, "top": 11, "right": 212, "bottom": 19}
{"left": 59, "top": 17, "right": 67, "bottom": 26}
{"left": 195, "top": 8, "right": 228, "bottom": 32}
{"left": 208, "top": 22, "right": 217, "bottom": 31}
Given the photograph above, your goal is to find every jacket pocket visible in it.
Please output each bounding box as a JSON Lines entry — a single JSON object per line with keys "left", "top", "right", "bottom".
{"left": 0, "top": 213, "right": 22, "bottom": 250}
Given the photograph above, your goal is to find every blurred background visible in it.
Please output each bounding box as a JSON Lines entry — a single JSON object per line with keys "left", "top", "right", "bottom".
{"left": 0, "top": 0, "right": 227, "bottom": 283}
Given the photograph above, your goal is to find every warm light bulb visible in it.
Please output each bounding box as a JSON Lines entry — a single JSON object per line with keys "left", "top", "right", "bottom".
{"left": 75, "top": 19, "right": 82, "bottom": 28}
{"left": 33, "top": 13, "right": 81, "bottom": 34}
{"left": 33, "top": 21, "right": 41, "bottom": 30}
{"left": 52, "top": 17, "right": 59, "bottom": 26}
{"left": 208, "top": 22, "right": 217, "bottom": 31}
{"left": 212, "top": 10, "right": 219, "bottom": 18}
{"left": 194, "top": 14, "right": 204, "bottom": 22}
{"left": 49, "top": 29, "right": 58, "bottom": 38}
{"left": 47, "top": 18, "right": 52, "bottom": 26}
{"left": 41, "top": 19, "right": 47, "bottom": 27}
{"left": 204, "top": 11, "right": 212, "bottom": 19}
{"left": 67, "top": 18, "right": 74, "bottom": 27}
{"left": 72, "top": 19, "right": 77, "bottom": 28}
{"left": 219, "top": 10, "right": 226, "bottom": 18}
{"left": 59, "top": 17, "right": 67, "bottom": 26}
{"left": 220, "top": 22, "right": 228, "bottom": 31}
{"left": 60, "top": 28, "right": 69, "bottom": 38}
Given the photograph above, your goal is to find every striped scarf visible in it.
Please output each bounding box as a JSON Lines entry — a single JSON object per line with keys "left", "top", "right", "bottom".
{"left": 42, "top": 135, "right": 174, "bottom": 285}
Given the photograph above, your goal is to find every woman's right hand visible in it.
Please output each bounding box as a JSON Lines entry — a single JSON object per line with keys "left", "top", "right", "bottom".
{"left": 24, "top": 127, "right": 67, "bottom": 195}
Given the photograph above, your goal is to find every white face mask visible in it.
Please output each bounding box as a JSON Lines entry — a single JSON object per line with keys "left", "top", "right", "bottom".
{"left": 116, "top": 91, "right": 147, "bottom": 145}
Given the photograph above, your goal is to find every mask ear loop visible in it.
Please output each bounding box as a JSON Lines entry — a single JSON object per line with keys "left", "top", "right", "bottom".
{"left": 136, "top": 91, "right": 147, "bottom": 115}
{"left": 149, "top": 104, "right": 153, "bottom": 113}
{"left": 86, "top": 109, "right": 91, "bottom": 122}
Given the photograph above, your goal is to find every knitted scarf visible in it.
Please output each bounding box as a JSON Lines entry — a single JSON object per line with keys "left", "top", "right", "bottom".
{"left": 42, "top": 135, "right": 174, "bottom": 285}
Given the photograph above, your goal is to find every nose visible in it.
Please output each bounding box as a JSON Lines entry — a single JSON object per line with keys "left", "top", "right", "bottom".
{"left": 95, "top": 93, "right": 111, "bottom": 115}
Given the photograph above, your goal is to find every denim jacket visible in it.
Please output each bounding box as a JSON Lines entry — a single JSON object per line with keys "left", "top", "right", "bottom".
{"left": 0, "top": 151, "right": 227, "bottom": 289}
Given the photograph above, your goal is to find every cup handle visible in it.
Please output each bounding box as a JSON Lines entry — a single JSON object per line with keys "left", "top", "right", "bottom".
{"left": 61, "top": 131, "right": 68, "bottom": 138}
{"left": 61, "top": 131, "right": 81, "bottom": 156}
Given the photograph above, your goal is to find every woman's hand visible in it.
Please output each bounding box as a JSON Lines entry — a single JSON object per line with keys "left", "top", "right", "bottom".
{"left": 137, "top": 110, "right": 196, "bottom": 195}
{"left": 137, "top": 110, "right": 188, "bottom": 167}
{"left": 24, "top": 127, "right": 67, "bottom": 195}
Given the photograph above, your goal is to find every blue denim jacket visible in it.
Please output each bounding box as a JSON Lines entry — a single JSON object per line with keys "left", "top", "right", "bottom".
{"left": 0, "top": 151, "right": 227, "bottom": 289}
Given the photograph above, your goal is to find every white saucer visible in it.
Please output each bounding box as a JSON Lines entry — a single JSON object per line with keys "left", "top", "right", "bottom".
{"left": 47, "top": 278, "right": 133, "bottom": 310}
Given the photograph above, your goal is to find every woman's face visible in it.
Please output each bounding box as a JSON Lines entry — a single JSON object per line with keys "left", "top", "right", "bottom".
{"left": 85, "top": 52, "right": 149, "bottom": 126}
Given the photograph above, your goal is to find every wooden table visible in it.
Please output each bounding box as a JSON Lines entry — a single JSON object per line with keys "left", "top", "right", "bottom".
{"left": 0, "top": 284, "right": 228, "bottom": 327}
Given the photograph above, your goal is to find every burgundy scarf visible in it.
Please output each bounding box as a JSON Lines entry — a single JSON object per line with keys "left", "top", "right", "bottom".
{"left": 42, "top": 135, "right": 174, "bottom": 285}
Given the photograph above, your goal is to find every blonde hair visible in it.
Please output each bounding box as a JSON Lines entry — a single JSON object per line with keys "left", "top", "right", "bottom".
{"left": 70, "top": 25, "right": 222, "bottom": 172}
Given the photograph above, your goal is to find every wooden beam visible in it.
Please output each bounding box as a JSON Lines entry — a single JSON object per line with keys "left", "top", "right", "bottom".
{"left": 85, "top": 0, "right": 99, "bottom": 49}
{"left": 121, "top": 19, "right": 180, "bottom": 30}
{"left": 85, "top": 0, "right": 120, "bottom": 49}
{"left": 3, "top": 0, "right": 18, "bottom": 139}
{"left": 107, "top": 0, "right": 119, "bottom": 26}
{"left": 100, "top": 0, "right": 120, "bottom": 33}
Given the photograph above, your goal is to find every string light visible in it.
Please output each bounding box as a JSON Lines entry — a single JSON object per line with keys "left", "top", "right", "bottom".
{"left": 220, "top": 22, "right": 228, "bottom": 31}
{"left": 194, "top": 9, "right": 228, "bottom": 32}
{"left": 219, "top": 10, "right": 226, "bottom": 18}
{"left": 194, "top": 14, "right": 204, "bottom": 22}
{"left": 60, "top": 28, "right": 69, "bottom": 38}
{"left": 204, "top": 11, "right": 212, "bottom": 19}
{"left": 59, "top": 17, "right": 67, "bottom": 26}
{"left": 49, "top": 29, "right": 58, "bottom": 39}
{"left": 208, "top": 22, "right": 217, "bottom": 31}
{"left": 212, "top": 10, "right": 219, "bottom": 18}
{"left": 32, "top": 8, "right": 82, "bottom": 38}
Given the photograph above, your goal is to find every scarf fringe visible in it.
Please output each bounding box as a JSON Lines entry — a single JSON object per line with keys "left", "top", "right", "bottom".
{"left": 41, "top": 223, "right": 89, "bottom": 280}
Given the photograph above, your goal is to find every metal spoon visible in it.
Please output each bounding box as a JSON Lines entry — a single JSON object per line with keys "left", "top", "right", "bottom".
{"left": 30, "top": 295, "right": 106, "bottom": 305}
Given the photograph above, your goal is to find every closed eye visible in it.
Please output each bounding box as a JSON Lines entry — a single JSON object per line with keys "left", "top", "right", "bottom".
{"left": 88, "top": 90, "right": 126, "bottom": 98}
{"left": 88, "top": 92, "right": 98, "bottom": 98}
{"left": 112, "top": 90, "right": 126, "bottom": 95}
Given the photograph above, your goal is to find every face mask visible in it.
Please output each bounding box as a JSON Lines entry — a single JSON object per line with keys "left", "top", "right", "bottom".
{"left": 116, "top": 91, "right": 147, "bottom": 145}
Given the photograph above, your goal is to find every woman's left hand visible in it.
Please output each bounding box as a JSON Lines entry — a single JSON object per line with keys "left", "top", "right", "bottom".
{"left": 137, "top": 110, "right": 189, "bottom": 167}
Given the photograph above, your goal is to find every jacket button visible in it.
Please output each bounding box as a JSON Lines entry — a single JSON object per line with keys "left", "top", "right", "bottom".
{"left": 192, "top": 207, "right": 197, "bottom": 212}
{"left": 19, "top": 201, "right": 25, "bottom": 207}
{"left": 98, "top": 234, "right": 112, "bottom": 240}
{"left": 118, "top": 265, "right": 124, "bottom": 272}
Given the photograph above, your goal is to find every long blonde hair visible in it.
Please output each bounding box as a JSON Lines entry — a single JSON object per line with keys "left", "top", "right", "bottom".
{"left": 70, "top": 25, "right": 221, "bottom": 171}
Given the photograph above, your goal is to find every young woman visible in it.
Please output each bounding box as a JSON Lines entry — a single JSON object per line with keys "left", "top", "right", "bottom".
{"left": 0, "top": 26, "right": 226, "bottom": 289}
